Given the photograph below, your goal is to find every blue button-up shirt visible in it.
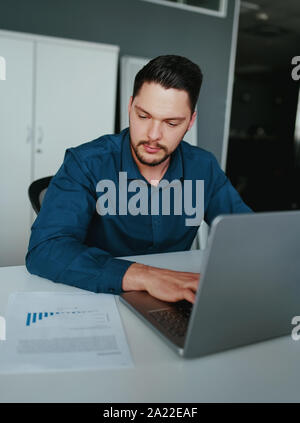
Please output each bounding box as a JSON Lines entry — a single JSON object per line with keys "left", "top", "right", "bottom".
{"left": 26, "top": 127, "right": 252, "bottom": 294}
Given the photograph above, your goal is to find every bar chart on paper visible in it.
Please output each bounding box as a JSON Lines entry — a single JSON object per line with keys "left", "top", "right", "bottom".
{"left": 27, "top": 310, "right": 87, "bottom": 326}
{"left": 25, "top": 309, "right": 108, "bottom": 327}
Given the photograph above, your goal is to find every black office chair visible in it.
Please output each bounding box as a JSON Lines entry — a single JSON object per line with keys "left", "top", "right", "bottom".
{"left": 28, "top": 176, "right": 53, "bottom": 215}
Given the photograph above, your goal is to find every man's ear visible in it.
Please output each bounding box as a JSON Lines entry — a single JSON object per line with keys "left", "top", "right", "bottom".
{"left": 128, "top": 96, "right": 133, "bottom": 115}
{"left": 187, "top": 110, "right": 197, "bottom": 131}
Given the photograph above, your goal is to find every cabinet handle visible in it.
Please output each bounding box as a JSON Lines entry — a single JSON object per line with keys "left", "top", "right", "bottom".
{"left": 37, "top": 126, "right": 44, "bottom": 144}
{"left": 36, "top": 149, "right": 42, "bottom": 154}
{"left": 26, "top": 126, "right": 32, "bottom": 144}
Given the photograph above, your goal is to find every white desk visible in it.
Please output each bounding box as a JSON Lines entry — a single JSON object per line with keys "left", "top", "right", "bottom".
{"left": 0, "top": 250, "right": 299, "bottom": 403}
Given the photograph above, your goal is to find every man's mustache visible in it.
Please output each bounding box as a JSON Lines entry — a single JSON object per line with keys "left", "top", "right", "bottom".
{"left": 137, "top": 141, "right": 167, "bottom": 152}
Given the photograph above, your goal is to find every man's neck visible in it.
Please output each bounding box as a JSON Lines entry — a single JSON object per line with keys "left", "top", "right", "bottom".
{"left": 130, "top": 145, "right": 170, "bottom": 186}
{"left": 139, "top": 158, "right": 170, "bottom": 186}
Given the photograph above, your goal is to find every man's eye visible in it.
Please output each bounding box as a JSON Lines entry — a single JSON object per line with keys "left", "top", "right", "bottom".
{"left": 138, "top": 115, "right": 147, "bottom": 119}
{"left": 167, "top": 122, "right": 177, "bottom": 127}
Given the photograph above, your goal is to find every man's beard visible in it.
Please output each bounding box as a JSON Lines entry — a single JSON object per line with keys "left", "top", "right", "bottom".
{"left": 130, "top": 139, "right": 170, "bottom": 167}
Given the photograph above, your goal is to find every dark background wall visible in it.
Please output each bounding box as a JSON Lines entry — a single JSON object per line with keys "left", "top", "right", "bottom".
{"left": 0, "top": 0, "right": 237, "bottom": 165}
{"left": 230, "top": 71, "right": 298, "bottom": 140}
{"left": 227, "top": 70, "right": 299, "bottom": 211}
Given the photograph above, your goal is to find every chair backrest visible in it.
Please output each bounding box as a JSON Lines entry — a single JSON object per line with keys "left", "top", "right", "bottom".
{"left": 28, "top": 176, "right": 53, "bottom": 214}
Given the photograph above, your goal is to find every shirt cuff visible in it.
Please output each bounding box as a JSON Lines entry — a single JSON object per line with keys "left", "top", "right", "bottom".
{"left": 99, "top": 258, "right": 135, "bottom": 295}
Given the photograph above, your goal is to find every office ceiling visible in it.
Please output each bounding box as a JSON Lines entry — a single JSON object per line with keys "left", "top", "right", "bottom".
{"left": 237, "top": 0, "right": 300, "bottom": 73}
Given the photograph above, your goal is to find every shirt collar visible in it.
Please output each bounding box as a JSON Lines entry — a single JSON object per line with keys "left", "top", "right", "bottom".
{"left": 121, "top": 127, "right": 184, "bottom": 182}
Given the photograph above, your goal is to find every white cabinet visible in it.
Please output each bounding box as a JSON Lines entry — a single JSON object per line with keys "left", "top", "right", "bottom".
{"left": 34, "top": 40, "right": 119, "bottom": 179}
{"left": 0, "top": 30, "right": 119, "bottom": 266}
{"left": 0, "top": 36, "right": 33, "bottom": 267}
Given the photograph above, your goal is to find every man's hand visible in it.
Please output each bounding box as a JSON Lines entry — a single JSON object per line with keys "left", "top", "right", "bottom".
{"left": 122, "top": 263, "right": 200, "bottom": 304}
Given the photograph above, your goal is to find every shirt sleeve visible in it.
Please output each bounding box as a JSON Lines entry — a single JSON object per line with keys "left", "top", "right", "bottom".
{"left": 204, "top": 153, "right": 253, "bottom": 226}
{"left": 25, "top": 148, "right": 134, "bottom": 294}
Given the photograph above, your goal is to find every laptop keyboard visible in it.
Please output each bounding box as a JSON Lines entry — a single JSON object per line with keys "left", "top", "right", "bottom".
{"left": 149, "top": 300, "right": 193, "bottom": 338}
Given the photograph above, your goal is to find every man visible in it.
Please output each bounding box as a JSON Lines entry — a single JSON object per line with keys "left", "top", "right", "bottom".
{"left": 26, "top": 55, "right": 252, "bottom": 304}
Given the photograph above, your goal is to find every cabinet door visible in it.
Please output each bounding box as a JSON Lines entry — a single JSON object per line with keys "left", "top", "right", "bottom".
{"left": 0, "top": 35, "right": 33, "bottom": 266}
{"left": 34, "top": 40, "right": 119, "bottom": 180}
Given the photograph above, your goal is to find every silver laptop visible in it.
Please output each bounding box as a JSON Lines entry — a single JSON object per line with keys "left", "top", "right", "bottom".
{"left": 120, "top": 211, "right": 300, "bottom": 358}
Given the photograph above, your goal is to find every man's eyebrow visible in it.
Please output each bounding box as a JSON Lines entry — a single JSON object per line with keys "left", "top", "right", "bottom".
{"left": 134, "top": 105, "right": 186, "bottom": 121}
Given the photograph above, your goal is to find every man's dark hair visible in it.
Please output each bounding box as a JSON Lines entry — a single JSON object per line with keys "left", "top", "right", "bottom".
{"left": 132, "top": 55, "right": 203, "bottom": 113}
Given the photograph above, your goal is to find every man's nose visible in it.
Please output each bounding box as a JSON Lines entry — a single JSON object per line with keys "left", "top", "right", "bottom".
{"left": 147, "top": 121, "right": 162, "bottom": 142}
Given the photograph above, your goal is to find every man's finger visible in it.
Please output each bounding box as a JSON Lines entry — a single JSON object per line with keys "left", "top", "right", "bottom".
{"left": 184, "top": 289, "right": 196, "bottom": 304}
{"left": 176, "top": 271, "right": 200, "bottom": 278}
{"left": 183, "top": 280, "right": 199, "bottom": 291}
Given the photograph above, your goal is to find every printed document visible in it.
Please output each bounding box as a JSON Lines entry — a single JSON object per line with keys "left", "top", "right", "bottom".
{"left": 0, "top": 292, "right": 133, "bottom": 373}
